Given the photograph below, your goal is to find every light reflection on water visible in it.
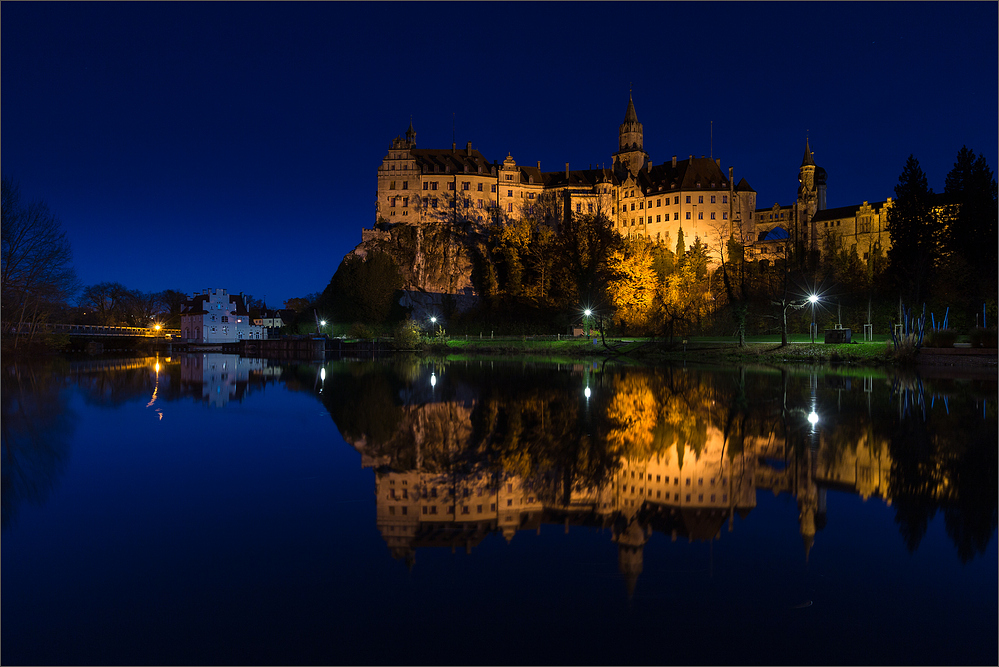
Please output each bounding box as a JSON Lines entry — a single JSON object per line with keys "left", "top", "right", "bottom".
{"left": 2, "top": 354, "right": 996, "bottom": 665}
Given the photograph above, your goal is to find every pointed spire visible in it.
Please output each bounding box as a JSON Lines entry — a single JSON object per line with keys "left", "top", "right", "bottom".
{"left": 801, "top": 137, "right": 815, "bottom": 167}
{"left": 624, "top": 89, "right": 639, "bottom": 124}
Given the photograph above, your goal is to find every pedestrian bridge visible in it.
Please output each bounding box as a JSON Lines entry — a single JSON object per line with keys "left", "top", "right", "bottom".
{"left": 7, "top": 322, "right": 181, "bottom": 337}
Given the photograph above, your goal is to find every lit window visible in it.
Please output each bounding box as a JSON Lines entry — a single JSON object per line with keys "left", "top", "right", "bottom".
{"left": 390, "top": 181, "right": 396, "bottom": 190}
{"left": 722, "top": 212, "right": 728, "bottom": 220}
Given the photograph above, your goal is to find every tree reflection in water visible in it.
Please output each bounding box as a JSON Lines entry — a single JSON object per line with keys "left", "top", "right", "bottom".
{"left": 1, "top": 360, "right": 76, "bottom": 530}
{"left": 317, "top": 360, "right": 996, "bottom": 578}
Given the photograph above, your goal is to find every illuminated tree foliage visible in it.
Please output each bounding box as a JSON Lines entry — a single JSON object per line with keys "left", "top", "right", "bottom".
{"left": 607, "top": 237, "right": 660, "bottom": 332}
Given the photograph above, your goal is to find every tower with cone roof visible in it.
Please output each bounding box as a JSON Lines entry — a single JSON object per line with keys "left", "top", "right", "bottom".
{"left": 612, "top": 92, "right": 650, "bottom": 181}
{"left": 796, "top": 138, "right": 827, "bottom": 252}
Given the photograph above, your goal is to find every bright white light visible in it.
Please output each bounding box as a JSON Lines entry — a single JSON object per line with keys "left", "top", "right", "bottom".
{"left": 584, "top": 386, "right": 591, "bottom": 399}
{"left": 431, "top": 316, "right": 437, "bottom": 324}
{"left": 431, "top": 372, "right": 437, "bottom": 387}
{"left": 808, "top": 411, "right": 819, "bottom": 425}
{"left": 320, "top": 320, "right": 326, "bottom": 326}
{"left": 808, "top": 294, "right": 819, "bottom": 304}
{"left": 584, "top": 309, "right": 592, "bottom": 317}
{"left": 320, "top": 368, "right": 326, "bottom": 382}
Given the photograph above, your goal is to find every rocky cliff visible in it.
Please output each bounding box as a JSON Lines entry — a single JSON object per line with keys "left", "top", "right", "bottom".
{"left": 351, "top": 222, "right": 482, "bottom": 319}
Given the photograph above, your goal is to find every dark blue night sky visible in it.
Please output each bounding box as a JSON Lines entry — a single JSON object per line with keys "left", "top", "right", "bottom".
{"left": 3, "top": 2, "right": 996, "bottom": 307}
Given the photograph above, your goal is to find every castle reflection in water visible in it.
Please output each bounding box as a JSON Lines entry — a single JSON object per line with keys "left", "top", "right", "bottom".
{"left": 318, "top": 359, "right": 981, "bottom": 594}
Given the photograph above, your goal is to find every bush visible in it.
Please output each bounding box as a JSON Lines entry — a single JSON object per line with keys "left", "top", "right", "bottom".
{"left": 392, "top": 320, "right": 421, "bottom": 350}
{"left": 969, "top": 327, "right": 998, "bottom": 348}
{"left": 348, "top": 322, "right": 376, "bottom": 340}
{"left": 923, "top": 329, "right": 957, "bottom": 348}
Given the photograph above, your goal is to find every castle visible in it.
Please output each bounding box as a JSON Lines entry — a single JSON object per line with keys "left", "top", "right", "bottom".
{"left": 374, "top": 94, "right": 758, "bottom": 261}
{"left": 373, "top": 95, "right": 940, "bottom": 268}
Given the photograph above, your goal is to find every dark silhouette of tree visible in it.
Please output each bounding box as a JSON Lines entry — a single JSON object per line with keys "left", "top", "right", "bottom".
{"left": 79, "top": 281, "right": 138, "bottom": 326}
{"left": 1, "top": 177, "right": 79, "bottom": 345}
{"left": 943, "top": 146, "right": 998, "bottom": 314}
{"left": 886, "top": 156, "right": 943, "bottom": 306}
{"left": 318, "top": 251, "right": 404, "bottom": 325}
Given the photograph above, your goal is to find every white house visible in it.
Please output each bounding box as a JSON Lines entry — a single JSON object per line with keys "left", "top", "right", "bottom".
{"left": 180, "top": 288, "right": 266, "bottom": 343}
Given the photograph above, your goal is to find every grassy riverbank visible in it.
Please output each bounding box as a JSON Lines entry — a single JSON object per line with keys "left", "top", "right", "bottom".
{"left": 424, "top": 333, "right": 997, "bottom": 368}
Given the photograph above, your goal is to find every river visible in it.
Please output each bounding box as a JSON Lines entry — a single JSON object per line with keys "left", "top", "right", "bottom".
{"left": 2, "top": 353, "right": 996, "bottom": 664}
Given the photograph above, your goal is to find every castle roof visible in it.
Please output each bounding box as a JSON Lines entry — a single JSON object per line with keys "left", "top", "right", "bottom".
{"left": 644, "top": 157, "right": 731, "bottom": 193}
{"left": 541, "top": 167, "right": 614, "bottom": 188}
{"left": 811, "top": 201, "right": 890, "bottom": 223}
{"left": 412, "top": 148, "right": 493, "bottom": 174}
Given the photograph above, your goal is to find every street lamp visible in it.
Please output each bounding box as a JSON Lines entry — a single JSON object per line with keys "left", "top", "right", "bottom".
{"left": 808, "top": 294, "right": 819, "bottom": 343}
{"left": 583, "top": 308, "right": 593, "bottom": 336}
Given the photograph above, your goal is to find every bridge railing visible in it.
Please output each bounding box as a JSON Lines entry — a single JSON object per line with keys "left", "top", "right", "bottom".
{"left": 6, "top": 322, "right": 181, "bottom": 337}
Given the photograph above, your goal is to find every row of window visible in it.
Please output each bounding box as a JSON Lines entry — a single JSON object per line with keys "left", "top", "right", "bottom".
{"left": 625, "top": 472, "right": 727, "bottom": 485}
{"left": 622, "top": 210, "right": 728, "bottom": 226}
{"left": 625, "top": 194, "right": 729, "bottom": 211}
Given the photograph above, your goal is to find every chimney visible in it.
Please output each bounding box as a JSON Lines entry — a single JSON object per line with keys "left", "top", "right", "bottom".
{"left": 565, "top": 162, "right": 569, "bottom": 178}
{"left": 672, "top": 156, "right": 676, "bottom": 167}
{"left": 466, "top": 141, "right": 472, "bottom": 156}
{"left": 728, "top": 166, "right": 734, "bottom": 190}
{"left": 452, "top": 142, "right": 456, "bottom": 152}
{"left": 537, "top": 160, "right": 540, "bottom": 170}
{"left": 689, "top": 155, "right": 693, "bottom": 161}
{"left": 716, "top": 158, "right": 720, "bottom": 166}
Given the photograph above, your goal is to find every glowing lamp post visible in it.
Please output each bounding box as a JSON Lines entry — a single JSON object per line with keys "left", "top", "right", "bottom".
{"left": 808, "top": 294, "right": 819, "bottom": 343}
{"left": 583, "top": 309, "right": 592, "bottom": 336}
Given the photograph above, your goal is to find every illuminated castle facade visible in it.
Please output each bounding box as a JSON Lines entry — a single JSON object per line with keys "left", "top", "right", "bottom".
{"left": 373, "top": 95, "right": 758, "bottom": 260}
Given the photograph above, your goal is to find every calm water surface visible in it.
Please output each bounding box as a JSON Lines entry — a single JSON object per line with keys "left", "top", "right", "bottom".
{"left": 2, "top": 354, "right": 996, "bottom": 665}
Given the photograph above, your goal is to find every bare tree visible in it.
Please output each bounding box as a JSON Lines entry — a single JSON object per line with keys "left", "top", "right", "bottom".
{"left": 79, "top": 282, "right": 135, "bottom": 326}
{"left": 1, "top": 177, "right": 80, "bottom": 346}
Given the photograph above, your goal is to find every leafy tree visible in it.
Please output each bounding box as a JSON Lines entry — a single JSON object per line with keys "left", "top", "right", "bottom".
{"left": 607, "top": 236, "right": 659, "bottom": 332}
{"left": 554, "top": 211, "right": 622, "bottom": 310}
{"left": 886, "top": 156, "right": 943, "bottom": 306}
{"left": 1, "top": 177, "right": 79, "bottom": 345}
{"left": 319, "top": 251, "right": 404, "bottom": 325}
{"left": 284, "top": 297, "right": 311, "bottom": 312}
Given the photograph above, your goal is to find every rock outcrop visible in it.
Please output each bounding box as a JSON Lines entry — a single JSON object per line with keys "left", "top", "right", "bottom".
{"left": 351, "top": 221, "right": 482, "bottom": 319}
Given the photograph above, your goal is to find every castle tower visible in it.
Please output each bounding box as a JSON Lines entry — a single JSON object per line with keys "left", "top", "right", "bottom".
{"left": 613, "top": 92, "right": 650, "bottom": 180}
{"left": 797, "top": 138, "right": 822, "bottom": 251}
